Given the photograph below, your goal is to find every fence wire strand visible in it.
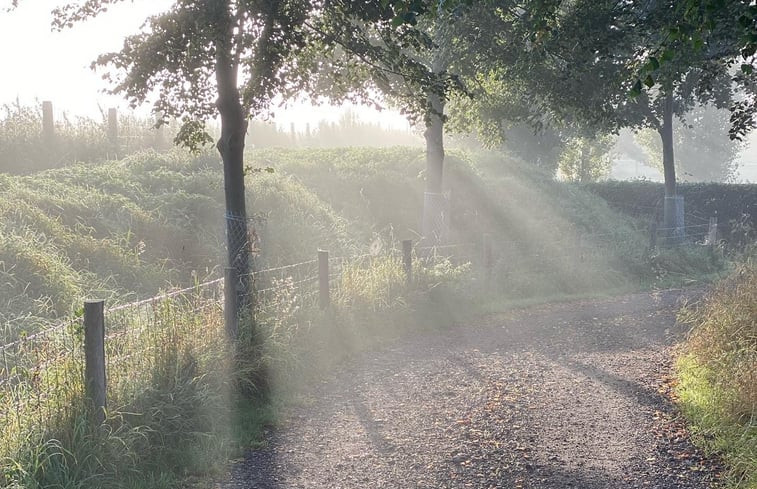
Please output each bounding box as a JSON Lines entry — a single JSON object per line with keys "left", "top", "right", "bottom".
{"left": 0, "top": 217, "right": 724, "bottom": 463}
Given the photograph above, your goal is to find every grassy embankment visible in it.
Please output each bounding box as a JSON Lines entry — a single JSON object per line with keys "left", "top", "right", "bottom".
{"left": 1, "top": 147, "right": 727, "bottom": 488}
{"left": 675, "top": 255, "right": 756, "bottom": 489}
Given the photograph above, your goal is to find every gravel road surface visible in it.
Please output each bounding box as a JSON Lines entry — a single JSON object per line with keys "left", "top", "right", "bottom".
{"left": 219, "top": 290, "right": 720, "bottom": 488}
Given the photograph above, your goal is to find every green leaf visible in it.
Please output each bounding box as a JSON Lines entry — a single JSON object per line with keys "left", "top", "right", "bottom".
{"left": 649, "top": 56, "right": 660, "bottom": 71}
{"left": 644, "top": 74, "right": 655, "bottom": 88}
{"left": 741, "top": 63, "right": 754, "bottom": 75}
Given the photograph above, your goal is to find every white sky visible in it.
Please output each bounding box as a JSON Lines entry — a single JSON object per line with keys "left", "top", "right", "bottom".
{"left": 0, "top": 0, "right": 411, "bottom": 131}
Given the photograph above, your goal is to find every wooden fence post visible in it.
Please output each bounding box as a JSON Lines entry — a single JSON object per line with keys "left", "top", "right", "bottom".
{"left": 318, "top": 250, "right": 330, "bottom": 309}
{"left": 708, "top": 217, "right": 718, "bottom": 246}
{"left": 708, "top": 217, "right": 718, "bottom": 259}
{"left": 482, "top": 233, "right": 493, "bottom": 281}
{"left": 402, "top": 239, "right": 413, "bottom": 285}
{"left": 224, "top": 267, "right": 238, "bottom": 340}
{"left": 42, "top": 101, "right": 54, "bottom": 143}
{"left": 107, "top": 108, "right": 118, "bottom": 148}
{"left": 84, "top": 300, "right": 106, "bottom": 425}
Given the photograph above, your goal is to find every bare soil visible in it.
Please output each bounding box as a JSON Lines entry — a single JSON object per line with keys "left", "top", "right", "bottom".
{"left": 219, "top": 290, "right": 722, "bottom": 488}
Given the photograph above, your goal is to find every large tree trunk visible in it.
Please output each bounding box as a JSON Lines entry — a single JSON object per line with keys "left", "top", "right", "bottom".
{"left": 661, "top": 93, "right": 676, "bottom": 198}
{"left": 217, "top": 86, "right": 250, "bottom": 279}
{"left": 422, "top": 88, "right": 447, "bottom": 244}
{"left": 215, "top": 7, "right": 253, "bottom": 319}
{"left": 659, "top": 92, "right": 684, "bottom": 244}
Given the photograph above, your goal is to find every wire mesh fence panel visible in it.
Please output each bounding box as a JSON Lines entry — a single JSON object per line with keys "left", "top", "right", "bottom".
{"left": 248, "top": 260, "right": 321, "bottom": 316}
{"left": 416, "top": 242, "right": 476, "bottom": 269}
{"left": 2, "top": 218, "right": 723, "bottom": 470}
{"left": 655, "top": 223, "right": 713, "bottom": 248}
{"left": 103, "top": 279, "right": 225, "bottom": 409}
{"left": 0, "top": 317, "right": 85, "bottom": 461}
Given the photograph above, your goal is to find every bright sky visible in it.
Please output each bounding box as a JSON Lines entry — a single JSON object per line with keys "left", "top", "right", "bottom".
{"left": 0, "top": 0, "right": 411, "bottom": 131}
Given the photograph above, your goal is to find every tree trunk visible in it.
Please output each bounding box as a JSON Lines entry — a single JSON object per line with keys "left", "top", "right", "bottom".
{"left": 660, "top": 92, "right": 684, "bottom": 243}
{"left": 661, "top": 93, "right": 676, "bottom": 199}
{"left": 215, "top": 7, "right": 253, "bottom": 314}
{"left": 422, "top": 88, "right": 447, "bottom": 244}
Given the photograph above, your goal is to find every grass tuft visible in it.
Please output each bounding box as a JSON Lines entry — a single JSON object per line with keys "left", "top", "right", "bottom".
{"left": 676, "top": 256, "right": 757, "bottom": 489}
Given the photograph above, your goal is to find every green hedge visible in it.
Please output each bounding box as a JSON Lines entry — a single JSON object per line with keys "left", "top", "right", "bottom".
{"left": 581, "top": 181, "right": 757, "bottom": 246}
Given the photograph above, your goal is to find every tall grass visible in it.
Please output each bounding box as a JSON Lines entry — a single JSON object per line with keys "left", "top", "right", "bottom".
{"left": 676, "top": 256, "right": 757, "bottom": 489}
{"left": 2, "top": 146, "right": 729, "bottom": 344}
{"left": 1, "top": 280, "right": 270, "bottom": 489}
{"left": 0, "top": 102, "right": 176, "bottom": 175}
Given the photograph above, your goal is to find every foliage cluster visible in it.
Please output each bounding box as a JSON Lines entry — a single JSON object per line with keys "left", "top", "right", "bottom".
{"left": 250, "top": 147, "right": 727, "bottom": 297}
{"left": 676, "top": 257, "right": 757, "bottom": 489}
{"left": 3, "top": 147, "right": 739, "bottom": 346}
{"left": 557, "top": 135, "right": 615, "bottom": 183}
{"left": 248, "top": 113, "right": 421, "bottom": 149}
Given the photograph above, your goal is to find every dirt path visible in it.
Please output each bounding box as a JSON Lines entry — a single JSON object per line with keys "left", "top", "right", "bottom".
{"left": 220, "top": 290, "right": 721, "bottom": 488}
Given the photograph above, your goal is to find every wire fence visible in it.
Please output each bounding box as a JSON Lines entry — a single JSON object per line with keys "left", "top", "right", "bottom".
{"left": 0, "top": 241, "right": 472, "bottom": 460}
{"left": 0, "top": 213, "right": 725, "bottom": 461}
{"left": 0, "top": 315, "right": 84, "bottom": 458}
{"left": 0, "top": 278, "right": 227, "bottom": 459}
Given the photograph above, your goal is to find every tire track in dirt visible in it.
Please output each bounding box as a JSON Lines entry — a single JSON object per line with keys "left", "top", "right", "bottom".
{"left": 219, "top": 290, "right": 721, "bottom": 488}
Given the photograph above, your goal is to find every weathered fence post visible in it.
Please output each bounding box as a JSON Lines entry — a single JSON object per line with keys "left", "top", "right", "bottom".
{"left": 708, "top": 217, "right": 718, "bottom": 247}
{"left": 84, "top": 300, "right": 106, "bottom": 425}
{"left": 42, "top": 101, "right": 54, "bottom": 143}
{"left": 224, "top": 267, "right": 239, "bottom": 340}
{"left": 482, "top": 233, "right": 493, "bottom": 281}
{"left": 318, "top": 250, "right": 330, "bottom": 309}
{"left": 708, "top": 217, "right": 718, "bottom": 260}
{"left": 402, "top": 239, "right": 413, "bottom": 285}
{"left": 107, "top": 108, "right": 118, "bottom": 148}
